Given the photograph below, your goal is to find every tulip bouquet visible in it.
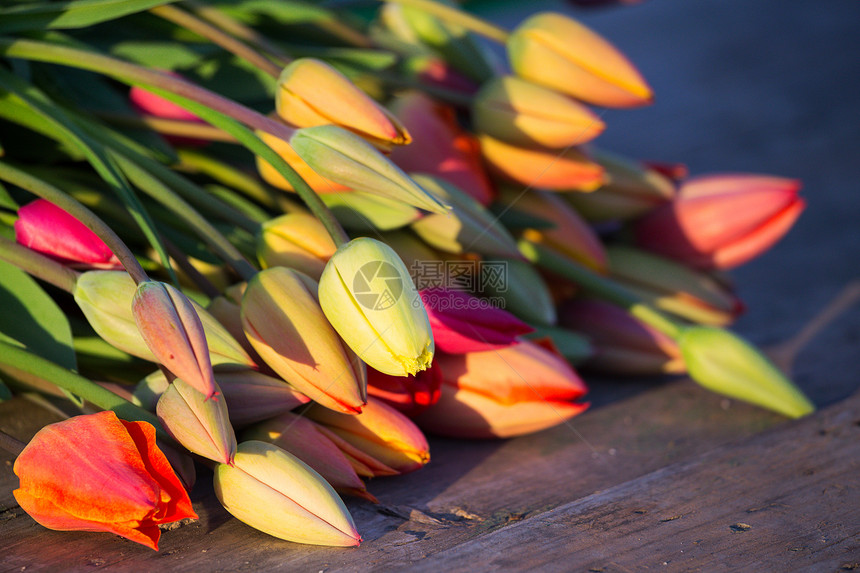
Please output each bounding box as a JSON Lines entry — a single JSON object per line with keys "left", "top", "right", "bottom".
{"left": 0, "top": 0, "right": 811, "bottom": 552}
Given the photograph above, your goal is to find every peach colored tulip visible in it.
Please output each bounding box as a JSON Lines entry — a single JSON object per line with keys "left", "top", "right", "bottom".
{"left": 366, "top": 365, "right": 442, "bottom": 417}
{"left": 257, "top": 212, "right": 336, "bottom": 279}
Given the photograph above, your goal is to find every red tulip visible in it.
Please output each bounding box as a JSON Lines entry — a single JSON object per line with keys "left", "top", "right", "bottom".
{"left": 389, "top": 92, "right": 495, "bottom": 205}
{"left": 15, "top": 199, "right": 122, "bottom": 269}
{"left": 420, "top": 288, "right": 534, "bottom": 353}
{"left": 634, "top": 174, "right": 805, "bottom": 269}
{"left": 13, "top": 411, "right": 197, "bottom": 550}
{"left": 413, "top": 340, "right": 589, "bottom": 438}
{"left": 366, "top": 365, "right": 442, "bottom": 417}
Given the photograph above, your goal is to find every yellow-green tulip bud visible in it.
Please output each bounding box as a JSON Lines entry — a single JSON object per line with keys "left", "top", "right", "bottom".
{"left": 507, "top": 12, "right": 653, "bottom": 108}
{"left": 679, "top": 326, "right": 814, "bottom": 418}
{"left": 214, "top": 440, "right": 361, "bottom": 547}
{"left": 289, "top": 125, "right": 449, "bottom": 214}
{"left": 321, "top": 190, "right": 421, "bottom": 231}
{"left": 473, "top": 76, "right": 604, "bottom": 148}
{"left": 258, "top": 213, "right": 337, "bottom": 280}
{"left": 241, "top": 267, "right": 367, "bottom": 414}
{"left": 276, "top": 58, "right": 410, "bottom": 150}
{"left": 318, "top": 237, "right": 434, "bottom": 376}
{"left": 409, "top": 174, "right": 521, "bottom": 259}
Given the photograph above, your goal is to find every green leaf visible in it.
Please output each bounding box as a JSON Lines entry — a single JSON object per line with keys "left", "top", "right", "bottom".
{"left": 0, "top": 0, "right": 179, "bottom": 34}
{"left": 0, "top": 377, "right": 11, "bottom": 402}
{"left": 0, "top": 259, "right": 76, "bottom": 371}
{"left": 0, "top": 181, "right": 18, "bottom": 210}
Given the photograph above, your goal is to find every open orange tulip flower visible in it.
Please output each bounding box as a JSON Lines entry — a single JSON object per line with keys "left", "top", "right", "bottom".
{"left": 13, "top": 411, "right": 197, "bottom": 550}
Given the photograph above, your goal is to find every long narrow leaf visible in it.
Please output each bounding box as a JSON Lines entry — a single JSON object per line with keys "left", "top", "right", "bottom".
{"left": 0, "top": 0, "right": 179, "bottom": 34}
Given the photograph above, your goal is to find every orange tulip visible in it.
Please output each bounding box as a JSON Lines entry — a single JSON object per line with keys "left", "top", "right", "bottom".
{"left": 412, "top": 340, "right": 589, "bottom": 438}
{"left": 13, "top": 411, "right": 197, "bottom": 550}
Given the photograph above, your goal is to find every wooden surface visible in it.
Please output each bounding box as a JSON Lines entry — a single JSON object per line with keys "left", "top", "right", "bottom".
{"left": 2, "top": 0, "right": 860, "bottom": 570}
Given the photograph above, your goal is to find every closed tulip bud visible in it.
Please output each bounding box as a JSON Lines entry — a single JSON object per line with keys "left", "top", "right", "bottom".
{"left": 420, "top": 287, "right": 533, "bottom": 353}
{"left": 607, "top": 246, "right": 744, "bottom": 326}
{"left": 413, "top": 340, "right": 589, "bottom": 438}
{"left": 256, "top": 129, "right": 351, "bottom": 194}
{"left": 305, "top": 397, "right": 430, "bottom": 473}
{"left": 399, "top": 55, "right": 480, "bottom": 96}
{"left": 13, "top": 411, "right": 197, "bottom": 550}
{"left": 214, "top": 440, "right": 361, "bottom": 547}
{"left": 14, "top": 199, "right": 122, "bottom": 270}
{"left": 564, "top": 149, "right": 675, "bottom": 221}
{"left": 559, "top": 298, "right": 684, "bottom": 375}
{"left": 524, "top": 327, "right": 594, "bottom": 366}
{"left": 319, "top": 237, "right": 435, "bottom": 376}
{"left": 257, "top": 213, "right": 337, "bottom": 279}
{"left": 507, "top": 12, "right": 652, "bottom": 108}
{"left": 321, "top": 190, "right": 421, "bottom": 231}
{"left": 479, "top": 134, "right": 604, "bottom": 192}
{"left": 75, "top": 271, "right": 254, "bottom": 369}
{"left": 243, "top": 412, "right": 376, "bottom": 501}
{"left": 473, "top": 76, "right": 605, "bottom": 148}
{"left": 480, "top": 258, "right": 557, "bottom": 326}
{"left": 678, "top": 326, "right": 814, "bottom": 418}
{"left": 366, "top": 365, "right": 442, "bottom": 417}
{"left": 389, "top": 92, "right": 495, "bottom": 205}
{"left": 276, "top": 58, "right": 410, "bottom": 150}
{"left": 157, "top": 378, "right": 237, "bottom": 465}
{"left": 497, "top": 187, "right": 607, "bottom": 272}
{"left": 289, "top": 125, "right": 449, "bottom": 214}
{"left": 634, "top": 174, "right": 806, "bottom": 269}
{"left": 410, "top": 174, "right": 521, "bottom": 258}
{"left": 132, "top": 280, "right": 217, "bottom": 399}
{"left": 241, "top": 267, "right": 367, "bottom": 414}
{"left": 129, "top": 77, "right": 208, "bottom": 147}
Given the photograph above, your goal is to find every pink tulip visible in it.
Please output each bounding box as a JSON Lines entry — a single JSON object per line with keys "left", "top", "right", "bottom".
{"left": 634, "top": 174, "right": 805, "bottom": 269}
{"left": 129, "top": 74, "right": 208, "bottom": 147}
{"left": 412, "top": 340, "right": 588, "bottom": 438}
{"left": 420, "top": 288, "right": 534, "bottom": 353}
{"left": 366, "top": 365, "right": 442, "bottom": 417}
{"left": 558, "top": 298, "right": 684, "bottom": 375}
{"left": 15, "top": 199, "right": 122, "bottom": 270}
{"left": 389, "top": 92, "right": 495, "bottom": 205}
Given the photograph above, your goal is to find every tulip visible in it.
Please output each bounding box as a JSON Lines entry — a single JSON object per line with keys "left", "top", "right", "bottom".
{"left": 241, "top": 267, "right": 366, "bottom": 414}
{"left": 366, "top": 365, "right": 442, "bottom": 417}
{"left": 679, "top": 326, "right": 814, "bottom": 418}
{"left": 559, "top": 298, "right": 684, "bottom": 375}
{"left": 257, "top": 213, "right": 337, "bottom": 279}
{"left": 389, "top": 92, "right": 495, "bottom": 205}
{"left": 75, "top": 271, "right": 255, "bottom": 369}
{"left": 420, "top": 287, "right": 533, "bottom": 353}
{"left": 321, "top": 189, "right": 421, "bottom": 231}
{"left": 409, "top": 174, "right": 521, "bottom": 258}
{"left": 378, "top": 230, "right": 447, "bottom": 286}
{"left": 496, "top": 187, "right": 607, "bottom": 272}
{"left": 412, "top": 340, "right": 589, "bottom": 438}
{"left": 256, "top": 128, "right": 351, "bottom": 194}
{"left": 15, "top": 199, "right": 122, "bottom": 269}
{"left": 472, "top": 76, "right": 605, "bottom": 148}
{"left": 318, "top": 237, "right": 435, "bottom": 377}
{"left": 478, "top": 134, "right": 604, "bottom": 191}
{"left": 479, "top": 258, "right": 557, "bottom": 326}
{"left": 129, "top": 79, "right": 208, "bottom": 146}
{"left": 242, "top": 412, "right": 377, "bottom": 501}
{"left": 634, "top": 174, "right": 806, "bottom": 269}
{"left": 507, "top": 12, "right": 653, "bottom": 108}
{"left": 132, "top": 280, "right": 217, "bottom": 399}
{"left": 398, "top": 55, "right": 480, "bottom": 96}
{"left": 157, "top": 378, "right": 237, "bottom": 465}
{"left": 607, "top": 246, "right": 743, "bottom": 326}
{"left": 214, "top": 440, "right": 361, "bottom": 547}
{"left": 563, "top": 149, "right": 675, "bottom": 221}
{"left": 13, "top": 411, "right": 197, "bottom": 550}
{"left": 276, "top": 58, "right": 410, "bottom": 150}
{"left": 289, "top": 125, "right": 448, "bottom": 214}
{"left": 305, "top": 397, "right": 430, "bottom": 474}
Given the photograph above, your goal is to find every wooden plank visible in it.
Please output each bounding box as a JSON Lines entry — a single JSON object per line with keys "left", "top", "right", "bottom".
{"left": 412, "top": 392, "right": 860, "bottom": 572}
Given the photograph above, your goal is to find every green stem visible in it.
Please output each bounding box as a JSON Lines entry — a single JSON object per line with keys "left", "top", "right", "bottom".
{"left": 176, "top": 149, "right": 279, "bottom": 209}
{"left": 0, "top": 341, "right": 168, "bottom": 440}
{"left": 0, "top": 162, "right": 148, "bottom": 285}
{"left": 150, "top": 4, "right": 283, "bottom": 78}
{"left": 0, "top": 37, "right": 295, "bottom": 142}
{"left": 97, "top": 112, "right": 237, "bottom": 143}
{"left": 381, "top": 0, "right": 510, "bottom": 43}
{"left": 519, "top": 239, "right": 683, "bottom": 339}
{"left": 0, "top": 235, "right": 79, "bottom": 293}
